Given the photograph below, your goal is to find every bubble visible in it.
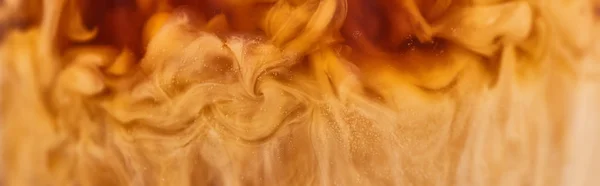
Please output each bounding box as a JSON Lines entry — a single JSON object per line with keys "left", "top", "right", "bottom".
{"left": 352, "top": 31, "right": 363, "bottom": 39}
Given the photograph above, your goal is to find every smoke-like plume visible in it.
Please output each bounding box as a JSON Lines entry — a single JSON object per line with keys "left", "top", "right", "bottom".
{"left": 0, "top": 0, "right": 599, "bottom": 185}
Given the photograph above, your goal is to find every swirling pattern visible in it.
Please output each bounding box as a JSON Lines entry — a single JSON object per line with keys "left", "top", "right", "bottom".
{"left": 0, "top": 0, "right": 599, "bottom": 186}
